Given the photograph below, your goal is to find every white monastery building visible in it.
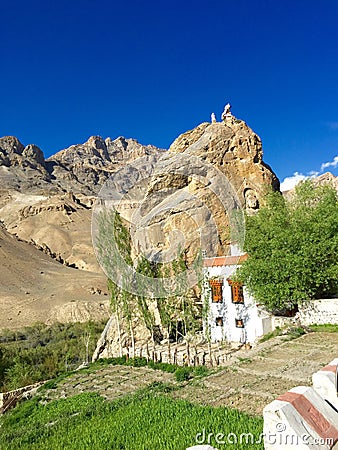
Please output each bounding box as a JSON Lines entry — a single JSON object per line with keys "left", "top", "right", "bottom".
{"left": 202, "top": 252, "right": 273, "bottom": 344}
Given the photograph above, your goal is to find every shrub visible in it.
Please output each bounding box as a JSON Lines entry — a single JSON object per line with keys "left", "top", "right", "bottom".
{"left": 126, "top": 357, "right": 147, "bottom": 367}
{"left": 148, "top": 361, "right": 177, "bottom": 373}
{"left": 192, "top": 366, "right": 209, "bottom": 377}
{"left": 175, "top": 367, "right": 193, "bottom": 382}
{"left": 259, "top": 327, "right": 283, "bottom": 343}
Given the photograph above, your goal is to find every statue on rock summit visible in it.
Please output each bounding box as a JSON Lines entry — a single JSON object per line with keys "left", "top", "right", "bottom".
{"left": 221, "top": 103, "right": 232, "bottom": 121}
{"left": 210, "top": 112, "right": 217, "bottom": 123}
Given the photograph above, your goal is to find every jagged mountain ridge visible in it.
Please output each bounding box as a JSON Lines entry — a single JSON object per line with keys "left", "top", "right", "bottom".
{"left": 0, "top": 117, "right": 280, "bottom": 333}
{"left": 0, "top": 134, "right": 165, "bottom": 329}
{"left": 0, "top": 135, "right": 165, "bottom": 195}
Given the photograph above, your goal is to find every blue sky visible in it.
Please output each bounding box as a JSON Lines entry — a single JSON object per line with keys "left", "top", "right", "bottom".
{"left": 1, "top": 0, "right": 338, "bottom": 189}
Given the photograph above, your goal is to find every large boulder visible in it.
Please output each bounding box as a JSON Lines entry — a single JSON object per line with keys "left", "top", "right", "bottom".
{"left": 93, "top": 115, "right": 280, "bottom": 360}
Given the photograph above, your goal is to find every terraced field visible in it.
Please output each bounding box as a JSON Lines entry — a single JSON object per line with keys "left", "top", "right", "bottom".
{"left": 41, "top": 331, "right": 337, "bottom": 416}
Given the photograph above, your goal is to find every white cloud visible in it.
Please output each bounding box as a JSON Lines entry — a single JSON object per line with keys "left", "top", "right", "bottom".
{"left": 280, "top": 156, "right": 337, "bottom": 192}
{"left": 280, "top": 172, "right": 307, "bottom": 191}
{"left": 308, "top": 170, "right": 319, "bottom": 177}
{"left": 320, "top": 155, "right": 338, "bottom": 172}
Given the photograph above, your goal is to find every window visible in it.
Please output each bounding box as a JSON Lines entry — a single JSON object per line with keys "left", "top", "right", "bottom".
{"left": 228, "top": 280, "right": 244, "bottom": 304}
{"left": 235, "top": 319, "right": 244, "bottom": 328}
{"left": 209, "top": 279, "right": 223, "bottom": 303}
{"left": 216, "top": 317, "right": 223, "bottom": 326}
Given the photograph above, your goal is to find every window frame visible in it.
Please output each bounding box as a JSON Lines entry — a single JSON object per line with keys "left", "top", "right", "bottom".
{"left": 215, "top": 317, "right": 223, "bottom": 327}
{"left": 208, "top": 279, "right": 223, "bottom": 303}
{"left": 235, "top": 318, "right": 244, "bottom": 328}
{"left": 228, "top": 279, "right": 244, "bottom": 304}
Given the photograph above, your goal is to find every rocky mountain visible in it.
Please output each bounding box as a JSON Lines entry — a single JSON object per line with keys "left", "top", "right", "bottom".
{"left": 0, "top": 135, "right": 165, "bottom": 195}
{"left": 47, "top": 136, "right": 164, "bottom": 195}
{"left": 0, "top": 136, "right": 165, "bottom": 272}
{"left": 105, "top": 117, "right": 280, "bottom": 265}
{"left": 0, "top": 135, "right": 164, "bottom": 329}
{"left": 282, "top": 172, "right": 338, "bottom": 199}
{"left": 0, "top": 116, "right": 281, "bottom": 334}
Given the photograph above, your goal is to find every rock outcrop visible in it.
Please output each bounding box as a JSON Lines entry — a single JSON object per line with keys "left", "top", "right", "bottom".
{"left": 168, "top": 119, "right": 279, "bottom": 202}
{"left": 109, "top": 118, "right": 279, "bottom": 263}
{"left": 93, "top": 116, "right": 280, "bottom": 360}
{"left": 0, "top": 136, "right": 52, "bottom": 193}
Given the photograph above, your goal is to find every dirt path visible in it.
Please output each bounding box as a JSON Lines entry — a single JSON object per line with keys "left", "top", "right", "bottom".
{"left": 174, "top": 331, "right": 337, "bottom": 415}
{"left": 41, "top": 332, "right": 337, "bottom": 416}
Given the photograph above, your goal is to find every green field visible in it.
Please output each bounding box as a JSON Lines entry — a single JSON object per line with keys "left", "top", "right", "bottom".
{"left": 0, "top": 321, "right": 106, "bottom": 391}
{"left": 1, "top": 385, "right": 264, "bottom": 450}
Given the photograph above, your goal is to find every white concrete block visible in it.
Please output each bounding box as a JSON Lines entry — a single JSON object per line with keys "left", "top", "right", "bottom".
{"left": 313, "top": 358, "right": 338, "bottom": 410}
{"left": 263, "top": 386, "right": 338, "bottom": 450}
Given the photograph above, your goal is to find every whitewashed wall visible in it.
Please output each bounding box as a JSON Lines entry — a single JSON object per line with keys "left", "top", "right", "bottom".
{"left": 204, "top": 260, "right": 338, "bottom": 345}
{"left": 203, "top": 265, "right": 269, "bottom": 344}
{"left": 297, "top": 299, "right": 338, "bottom": 326}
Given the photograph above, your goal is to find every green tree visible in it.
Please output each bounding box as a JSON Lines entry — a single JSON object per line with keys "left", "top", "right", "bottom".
{"left": 237, "top": 180, "right": 338, "bottom": 311}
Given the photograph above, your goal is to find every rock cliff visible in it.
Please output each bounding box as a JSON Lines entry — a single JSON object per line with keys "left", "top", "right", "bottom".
{"left": 110, "top": 117, "right": 280, "bottom": 264}
{"left": 0, "top": 116, "right": 280, "bottom": 337}
{"left": 93, "top": 116, "right": 281, "bottom": 359}
{"left": 46, "top": 135, "right": 165, "bottom": 195}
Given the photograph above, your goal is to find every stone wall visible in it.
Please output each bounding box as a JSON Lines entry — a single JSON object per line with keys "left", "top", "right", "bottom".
{"left": 297, "top": 299, "right": 338, "bottom": 326}
{"left": 0, "top": 381, "right": 45, "bottom": 414}
{"left": 271, "top": 299, "right": 338, "bottom": 331}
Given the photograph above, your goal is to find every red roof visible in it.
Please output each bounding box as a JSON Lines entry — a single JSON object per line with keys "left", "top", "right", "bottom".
{"left": 203, "top": 254, "right": 248, "bottom": 267}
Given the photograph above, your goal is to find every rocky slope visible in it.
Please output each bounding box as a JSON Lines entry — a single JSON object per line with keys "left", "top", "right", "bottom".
{"left": 0, "top": 135, "right": 164, "bottom": 329}
{"left": 0, "top": 224, "right": 109, "bottom": 329}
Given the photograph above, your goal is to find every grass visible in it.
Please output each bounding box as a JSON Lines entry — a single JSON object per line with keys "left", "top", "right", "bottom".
{"left": 0, "top": 321, "right": 106, "bottom": 391}
{"left": 258, "top": 327, "right": 283, "bottom": 343}
{"left": 281, "top": 326, "right": 306, "bottom": 341}
{"left": 75, "top": 356, "right": 212, "bottom": 383}
{"left": 259, "top": 325, "right": 309, "bottom": 343}
{"left": 309, "top": 323, "right": 338, "bottom": 333}
{"left": 0, "top": 388, "right": 264, "bottom": 450}
{"left": 237, "top": 357, "right": 252, "bottom": 364}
